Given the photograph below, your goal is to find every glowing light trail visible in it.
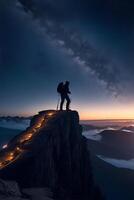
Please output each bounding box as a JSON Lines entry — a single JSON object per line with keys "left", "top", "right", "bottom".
{"left": 2, "top": 144, "right": 8, "bottom": 149}
{"left": 0, "top": 111, "right": 56, "bottom": 170}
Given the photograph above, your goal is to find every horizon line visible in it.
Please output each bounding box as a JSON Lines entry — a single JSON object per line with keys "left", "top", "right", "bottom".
{"left": 80, "top": 118, "right": 134, "bottom": 121}
{"left": 1, "top": 115, "right": 134, "bottom": 121}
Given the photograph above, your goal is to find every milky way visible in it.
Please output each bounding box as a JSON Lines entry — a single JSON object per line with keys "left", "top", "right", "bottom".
{"left": 17, "top": 0, "right": 120, "bottom": 93}
{"left": 1, "top": 0, "right": 134, "bottom": 117}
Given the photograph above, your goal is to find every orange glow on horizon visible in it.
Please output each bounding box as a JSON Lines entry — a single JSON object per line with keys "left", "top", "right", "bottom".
{"left": 5, "top": 102, "right": 134, "bottom": 120}
{"left": 19, "top": 110, "right": 134, "bottom": 120}
{"left": 79, "top": 108, "right": 134, "bottom": 120}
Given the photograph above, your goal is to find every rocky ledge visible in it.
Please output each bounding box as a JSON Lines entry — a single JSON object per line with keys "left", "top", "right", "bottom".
{"left": 0, "top": 110, "right": 104, "bottom": 200}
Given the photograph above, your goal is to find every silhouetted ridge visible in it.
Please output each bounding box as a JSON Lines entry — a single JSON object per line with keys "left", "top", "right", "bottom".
{"left": 0, "top": 110, "right": 104, "bottom": 200}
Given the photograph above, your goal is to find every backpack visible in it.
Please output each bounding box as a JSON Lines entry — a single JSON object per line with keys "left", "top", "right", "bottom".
{"left": 57, "top": 82, "right": 63, "bottom": 93}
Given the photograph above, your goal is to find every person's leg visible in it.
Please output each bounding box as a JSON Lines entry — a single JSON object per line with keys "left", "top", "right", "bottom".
{"left": 65, "top": 95, "right": 71, "bottom": 110}
{"left": 60, "top": 95, "right": 65, "bottom": 110}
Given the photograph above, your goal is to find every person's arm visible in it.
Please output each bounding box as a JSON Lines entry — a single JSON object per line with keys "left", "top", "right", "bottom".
{"left": 68, "top": 87, "right": 71, "bottom": 94}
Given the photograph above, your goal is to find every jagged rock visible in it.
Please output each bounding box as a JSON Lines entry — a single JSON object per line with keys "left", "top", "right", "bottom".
{"left": 0, "top": 179, "right": 21, "bottom": 196}
{"left": 0, "top": 197, "right": 28, "bottom": 200}
{"left": 0, "top": 110, "right": 105, "bottom": 200}
{"left": 0, "top": 179, "right": 29, "bottom": 200}
{"left": 23, "top": 188, "right": 54, "bottom": 200}
{"left": 0, "top": 179, "right": 54, "bottom": 200}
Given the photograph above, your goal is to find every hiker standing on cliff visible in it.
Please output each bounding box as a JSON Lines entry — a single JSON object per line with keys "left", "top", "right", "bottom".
{"left": 57, "top": 81, "right": 71, "bottom": 111}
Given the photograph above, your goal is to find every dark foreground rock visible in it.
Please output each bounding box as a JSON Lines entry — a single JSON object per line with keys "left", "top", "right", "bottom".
{"left": 0, "top": 178, "right": 28, "bottom": 200}
{"left": 0, "top": 110, "right": 104, "bottom": 200}
{"left": 0, "top": 178, "right": 54, "bottom": 200}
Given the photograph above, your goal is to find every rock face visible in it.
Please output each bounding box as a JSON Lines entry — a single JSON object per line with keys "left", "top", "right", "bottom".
{"left": 0, "top": 110, "right": 104, "bottom": 200}
{"left": 0, "top": 179, "right": 28, "bottom": 200}
{"left": 0, "top": 178, "right": 54, "bottom": 200}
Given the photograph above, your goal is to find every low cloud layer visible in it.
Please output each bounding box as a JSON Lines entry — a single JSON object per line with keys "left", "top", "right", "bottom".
{"left": 82, "top": 130, "right": 102, "bottom": 141}
{"left": 97, "top": 155, "right": 134, "bottom": 170}
{"left": 0, "top": 118, "right": 30, "bottom": 130}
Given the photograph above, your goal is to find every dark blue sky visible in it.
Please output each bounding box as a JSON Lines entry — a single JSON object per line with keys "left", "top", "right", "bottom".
{"left": 1, "top": 0, "right": 134, "bottom": 119}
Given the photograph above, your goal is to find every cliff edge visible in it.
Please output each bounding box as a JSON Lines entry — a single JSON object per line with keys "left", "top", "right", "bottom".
{"left": 0, "top": 110, "right": 104, "bottom": 200}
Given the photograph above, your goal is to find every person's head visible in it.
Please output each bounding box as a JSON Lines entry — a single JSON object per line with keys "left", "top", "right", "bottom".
{"left": 65, "top": 81, "right": 70, "bottom": 86}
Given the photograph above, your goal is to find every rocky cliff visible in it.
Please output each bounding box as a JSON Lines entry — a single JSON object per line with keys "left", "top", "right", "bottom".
{"left": 0, "top": 110, "right": 104, "bottom": 200}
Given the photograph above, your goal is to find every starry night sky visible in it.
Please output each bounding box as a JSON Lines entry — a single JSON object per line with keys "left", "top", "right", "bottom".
{"left": 1, "top": 0, "right": 134, "bottom": 119}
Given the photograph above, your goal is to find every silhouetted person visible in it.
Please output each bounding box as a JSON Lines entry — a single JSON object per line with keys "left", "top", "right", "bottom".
{"left": 57, "top": 81, "right": 71, "bottom": 110}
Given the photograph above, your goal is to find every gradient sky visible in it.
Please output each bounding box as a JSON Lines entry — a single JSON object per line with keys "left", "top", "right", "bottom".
{"left": 1, "top": 0, "right": 134, "bottom": 119}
